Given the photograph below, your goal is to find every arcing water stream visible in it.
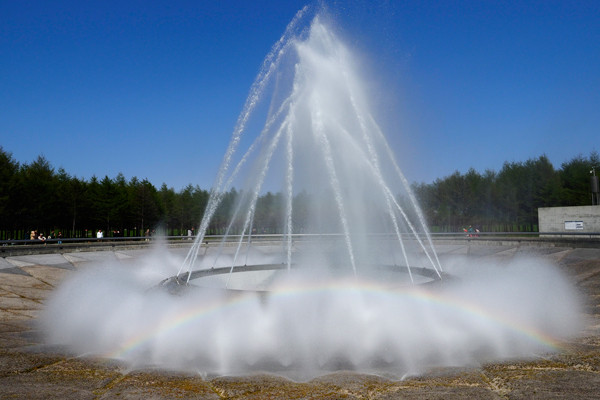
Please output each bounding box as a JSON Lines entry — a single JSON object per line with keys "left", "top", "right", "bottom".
{"left": 41, "top": 7, "right": 583, "bottom": 380}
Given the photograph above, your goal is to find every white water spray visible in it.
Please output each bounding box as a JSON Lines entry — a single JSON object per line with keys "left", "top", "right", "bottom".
{"left": 41, "top": 8, "right": 583, "bottom": 381}
{"left": 41, "top": 248, "right": 583, "bottom": 380}
{"left": 181, "top": 12, "right": 440, "bottom": 278}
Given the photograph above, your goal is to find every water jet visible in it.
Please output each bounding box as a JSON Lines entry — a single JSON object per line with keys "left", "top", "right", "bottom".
{"left": 40, "top": 7, "right": 583, "bottom": 381}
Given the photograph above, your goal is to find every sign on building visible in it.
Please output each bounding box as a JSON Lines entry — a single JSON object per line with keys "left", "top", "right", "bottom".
{"left": 564, "top": 221, "right": 584, "bottom": 230}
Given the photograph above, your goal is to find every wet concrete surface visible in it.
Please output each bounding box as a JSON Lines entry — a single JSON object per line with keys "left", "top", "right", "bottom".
{"left": 1, "top": 243, "right": 600, "bottom": 399}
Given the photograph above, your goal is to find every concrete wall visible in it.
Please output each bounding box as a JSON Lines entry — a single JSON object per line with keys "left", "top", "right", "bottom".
{"left": 538, "top": 205, "right": 600, "bottom": 233}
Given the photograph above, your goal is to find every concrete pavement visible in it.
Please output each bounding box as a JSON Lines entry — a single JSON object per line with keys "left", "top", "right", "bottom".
{"left": 1, "top": 243, "right": 599, "bottom": 399}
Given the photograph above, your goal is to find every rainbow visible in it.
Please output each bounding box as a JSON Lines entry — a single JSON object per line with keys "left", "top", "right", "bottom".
{"left": 105, "top": 277, "right": 564, "bottom": 363}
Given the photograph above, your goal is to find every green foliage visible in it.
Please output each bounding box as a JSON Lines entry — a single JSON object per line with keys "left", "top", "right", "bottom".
{"left": 0, "top": 147, "right": 598, "bottom": 238}
{"left": 559, "top": 152, "right": 600, "bottom": 206}
{"left": 414, "top": 152, "right": 599, "bottom": 232}
{"left": 0, "top": 147, "right": 210, "bottom": 239}
{"left": 0, "top": 148, "right": 19, "bottom": 225}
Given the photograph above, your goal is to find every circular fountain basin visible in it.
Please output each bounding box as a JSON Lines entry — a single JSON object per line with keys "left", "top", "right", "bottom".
{"left": 158, "top": 263, "right": 447, "bottom": 295}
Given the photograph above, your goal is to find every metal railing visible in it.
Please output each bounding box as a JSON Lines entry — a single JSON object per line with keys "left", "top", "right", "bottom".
{"left": 1, "top": 231, "right": 598, "bottom": 253}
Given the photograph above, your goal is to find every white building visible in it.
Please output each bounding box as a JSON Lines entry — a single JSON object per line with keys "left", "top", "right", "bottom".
{"left": 538, "top": 206, "right": 600, "bottom": 235}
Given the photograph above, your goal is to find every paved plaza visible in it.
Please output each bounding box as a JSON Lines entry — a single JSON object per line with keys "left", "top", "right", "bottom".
{"left": 1, "top": 243, "right": 600, "bottom": 399}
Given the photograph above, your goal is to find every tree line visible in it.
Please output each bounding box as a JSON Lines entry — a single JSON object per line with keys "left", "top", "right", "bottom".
{"left": 0, "top": 146, "right": 598, "bottom": 239}
{"left": 0, "top": 147, "right": 306, "bottom": 240}
{"left": 412, "top": 152, "right": 599, "bottom": 232}
{"left": 0, "top": 147, "right": 212, "bottom": 240}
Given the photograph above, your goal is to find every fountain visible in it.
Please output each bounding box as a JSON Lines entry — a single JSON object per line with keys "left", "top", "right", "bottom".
{"left": 165, "top": 7, "right": 442, "bottom": 292}
{"left": 40, "top": 6, "right": 583, "bottom": 381}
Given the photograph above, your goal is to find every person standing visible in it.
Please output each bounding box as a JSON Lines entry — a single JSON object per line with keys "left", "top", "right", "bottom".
{"left": 97, "top": 229, "right": 103, "bottom": 239}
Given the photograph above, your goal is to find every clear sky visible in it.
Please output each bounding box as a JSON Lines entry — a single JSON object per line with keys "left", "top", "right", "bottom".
{"left": 1, "top": 1, "right": 598, "bottom": 190}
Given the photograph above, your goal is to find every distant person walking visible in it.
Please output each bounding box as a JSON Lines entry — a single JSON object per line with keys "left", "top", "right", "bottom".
{"left": 467, "top": 225, "right": 474, "bottom": 237}
{"left": 97, "top": 229, "right": 103, "bottom": 239}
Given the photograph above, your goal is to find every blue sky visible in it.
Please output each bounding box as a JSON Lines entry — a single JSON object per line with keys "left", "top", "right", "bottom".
{"left": 1, "top": 1, "right": 598, "bottom": 190}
